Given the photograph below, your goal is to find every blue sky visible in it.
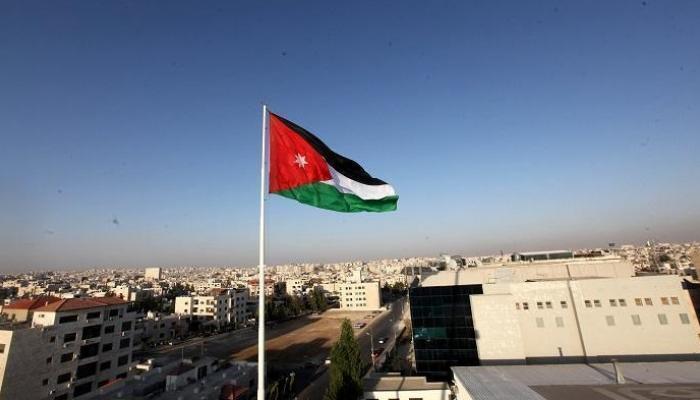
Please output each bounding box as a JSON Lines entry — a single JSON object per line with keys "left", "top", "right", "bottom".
{"left": 1, "top": 1, "right": 699, "bottom": 271}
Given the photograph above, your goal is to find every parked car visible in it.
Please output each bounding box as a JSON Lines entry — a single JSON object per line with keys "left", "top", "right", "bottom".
{"left": 353, "top": 322, "right": 366, "bottom": 329}
{"left": 377, "top": 337, "right": 389, "bottom": 344}
{"left": 372, "top": 347, "right": 385, "bottom": 357}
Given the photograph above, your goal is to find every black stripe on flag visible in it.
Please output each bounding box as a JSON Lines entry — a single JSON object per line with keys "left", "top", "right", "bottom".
{"left": 270, "top": 112, "right": 387, "bottom": 186}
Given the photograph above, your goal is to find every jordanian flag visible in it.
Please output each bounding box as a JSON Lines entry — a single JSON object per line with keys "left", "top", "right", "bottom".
{"left": 268, "top": 112, "right": 398, "bottom": 213}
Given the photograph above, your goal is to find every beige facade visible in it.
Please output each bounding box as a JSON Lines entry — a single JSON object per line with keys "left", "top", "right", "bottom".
{"left": 471, "top": 275, "right": 700, "bottom": 364}
{"left": 339, "top": 282, "right": 382, "bottom": 310}
{"left": 144, "top": 267, "right": 162, "bottom": 281}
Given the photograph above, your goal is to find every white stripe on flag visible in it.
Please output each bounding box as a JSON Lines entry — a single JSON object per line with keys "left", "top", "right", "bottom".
{"left": 322, "top": 166, "right": 396, "bottom": 200}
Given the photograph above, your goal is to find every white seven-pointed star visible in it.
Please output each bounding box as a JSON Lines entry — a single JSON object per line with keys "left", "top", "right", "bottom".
{"left": 293, "top": 153, "right": 309, "bottom": 168}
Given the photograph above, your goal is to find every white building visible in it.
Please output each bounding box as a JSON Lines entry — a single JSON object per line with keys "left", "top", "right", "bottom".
{"left": 471, "top": 275, "right": 700, "bottom": 364}
{"left": 174, "top": 288, "right": 248, "bottom": 329}
{"left": 0, "top": 297, "right": 138, "bottom": 400}
{"left": 339, "top": 282, "right": 382, "bottom": 310}
{"left": 362, "top": 374, "right": 451, "bottom": 400}
{"left": 286, "top": 279, "right": 305, "bottom": 296}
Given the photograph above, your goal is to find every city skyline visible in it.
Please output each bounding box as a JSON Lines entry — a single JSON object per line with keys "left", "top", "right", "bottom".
{"left": 2, "top": 1, "right": 700, "bottom": 271}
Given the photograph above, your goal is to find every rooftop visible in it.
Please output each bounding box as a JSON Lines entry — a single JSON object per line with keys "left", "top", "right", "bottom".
{"left": 34, "top": 297, "right": 127, "bottom": 312}
{"left": 364, "top": 374, "right": 450, "bottom": 392}
{"left": 453, "top": 362, "right": 700, "bottom": 400}
{"left": 3, "top": 296, "right": 61, "bottom": 310}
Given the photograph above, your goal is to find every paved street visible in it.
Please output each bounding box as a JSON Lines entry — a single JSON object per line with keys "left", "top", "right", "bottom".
{"left": 297, "top": 297, "right": 408, "bottom": 400}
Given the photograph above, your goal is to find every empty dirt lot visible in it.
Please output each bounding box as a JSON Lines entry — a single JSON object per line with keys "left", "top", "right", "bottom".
{"left": 232, "top": 310, "right": 379, "bottom": 368}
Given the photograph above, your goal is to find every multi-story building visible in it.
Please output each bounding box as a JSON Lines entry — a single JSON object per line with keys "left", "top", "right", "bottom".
{"left": 0, "top": 297, "right": 138, "bottom": 400}
{"left": 286, "top": 279, "right": 305, "bottom": 296}
{"left": 339, "top": 282, "right": 382, "bottom": 310}
{"left": 174, "top": 288, "right": 248, "bottom": 330}
{"left": 410, "top": 257, "right": 700, "bottom": 377}
{"left": 338, "top": 268, "right": 382, "bottom": 310}
{"left": 143, "top": 267, "right": 162, "bottom": 281}
{"left": 139, "top": 312, "right": 189, "bottom": 346}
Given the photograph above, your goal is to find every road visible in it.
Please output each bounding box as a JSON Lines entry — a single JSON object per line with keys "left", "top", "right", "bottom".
{"left": 297, "top": 297, "right": 408, "bottom": 400}
{"left": 134, "top": 297, "right": 408, "bottom": 399}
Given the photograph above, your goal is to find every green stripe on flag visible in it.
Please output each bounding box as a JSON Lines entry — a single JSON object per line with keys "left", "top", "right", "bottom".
{"left": 274, "top": 182, "right": 398, "bottom": 213}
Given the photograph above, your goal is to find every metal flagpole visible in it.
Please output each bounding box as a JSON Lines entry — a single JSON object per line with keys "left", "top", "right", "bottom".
{"left": 257, "top": 104, "right": 268, "bottom": 400}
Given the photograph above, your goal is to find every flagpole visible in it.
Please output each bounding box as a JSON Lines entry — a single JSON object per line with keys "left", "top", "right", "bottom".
{"left": 257, "top": 103, "right": 268, "bottom": 400}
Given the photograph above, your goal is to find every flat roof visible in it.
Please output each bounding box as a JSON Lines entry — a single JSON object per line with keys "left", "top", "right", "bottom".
{"left": 364, "top": 375, "right": 449, "bottom": 392}
{"left": 453, "top": 362, "right": 700, "bottom": 400}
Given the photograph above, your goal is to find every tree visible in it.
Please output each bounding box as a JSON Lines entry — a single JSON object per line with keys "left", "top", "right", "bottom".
{"left": 325, "top": 319, "right": 363, "bottom": 400}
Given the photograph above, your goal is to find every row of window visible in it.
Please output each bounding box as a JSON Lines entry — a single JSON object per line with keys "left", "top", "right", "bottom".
{"left": 516, "top": 296, "right": 682, "bottom": 311}
{"left": 55, "top": 309, "right": 122, "bottom": 324}
{"left": 532, "top": 313, "right": 691, "bottom": 328}
{"left": 46, "top": 362, "right": 129, "bottom": 399}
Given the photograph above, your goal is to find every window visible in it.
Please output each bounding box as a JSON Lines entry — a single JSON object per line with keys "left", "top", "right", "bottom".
{"left": 120, "top": 338, "right": 130, "bottom": 349}
{"left": 97, "top": 379, "right": 109, "bottom": 388}
{"left": 545, "top": 301, "right": 552, "bottom": 309}
{"left": 560, "top": 301, "right": 568, "bottom": 308}
{"left": 515, "top": 302, "right": 520, "bottom": 310}
{"left": 645, "top": 298, "right": 653, "bottom": 306}
{"left": 536, "top": 317, "right": 544, "bottom": 328}
{"left": 57, "top": 372, "right": 71, "bottom": 384}
{"left": 102, "top": 343, "right": 113, "bottom": 352}
{"left": 672, "top": 297, "right": 680, "bottom": 305}
{"left": 104, "top": 325, "right": 115, "bottom": 334}
{"left": 121, "top": 321, "right": 132, "bottom": 332}
{"left": 632, "top": 314, "right": 642, "bottom": 325}
{"left": 63, "top": 333, "right": 77, "bottom": 343}
{"left": 619, "top": 299, "right": 627, "bottom": 307}
{"left": 585, "top": 300, "right": 592, "bottom": 308}
{"left": 61, "top": 352, "right": 73, "bottom": 363}
{"left": 82, "top": 324, "right": 101, "bottom": 340}
{"left": 73, "top": 381, "right": 92, "bottom": 397}
{"left": 42, "top": 378, "right": 48, "bottom": 386}
{"left": 86, "top": 311, "right": 101, "bottom": 320}
{"left": 46, "top": 356, "right": 52, "bottom": 364}
{"left": 99, "top": 360, "right": 111, "bottom": 371}
{"left": 79, "top": 343, "right": 99, "bottom": 359}
{"left": 59, "top": 315, "right": 78, "bottom": 324}
{"left": 537, "top": 302, "right": 543, "bottom": 309}
{"left": 661, "top": 297, "right": 669, "bottom": 305}
{"left": 109, "top": 309, "right": 119, "bottom": 317}
{"left": 594, "top": 300, "right": 601, "bottom": 308}
{"left": 555, "top": 316, "right": 564, "bottom": 327}
{"left": 522, "top": 302, "right": 529, "bottom": 310}
{"left": 658, "top": 314, "right": 668, "bottom": 325}
{"left": 50, "top": 336, "right": 56, "bottom": 343}
{"left": 76, "top": 361, "right": 97, "bottom": 379}
{"left": 635, "top": 298, "right": 643, "bottom": 306}
{"left": 609, "top": 299, "right": 617, "bottom": 307}
{"left": 117, "top": 355, "right": 129, "bottom": 366}
{"left": 680, "top": 313, "right": 690, "bottom": 324}
{"left": 606, "top": 316, "right": 615, "bottom": 326}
